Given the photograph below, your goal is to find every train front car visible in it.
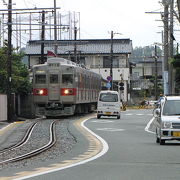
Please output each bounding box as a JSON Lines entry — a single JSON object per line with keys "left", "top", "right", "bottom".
{"left": 32, "top": 57, "right": 102, "bottom": 118}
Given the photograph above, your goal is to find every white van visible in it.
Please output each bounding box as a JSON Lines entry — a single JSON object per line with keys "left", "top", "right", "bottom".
{"left": 97, "top": 90, "right": 121, "bottom": 119}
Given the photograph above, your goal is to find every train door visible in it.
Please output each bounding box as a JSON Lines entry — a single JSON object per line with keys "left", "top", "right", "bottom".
{"left": 48, "top": 71, "right": 60, "bottom": 101}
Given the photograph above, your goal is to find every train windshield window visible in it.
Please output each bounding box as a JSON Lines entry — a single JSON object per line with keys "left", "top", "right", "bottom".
{"left": 35, "top": 74, "right": 46, "bottom": 84}
{"left": 62, "top": 74, "right": 73, "bottom": 84}
{"left": 50, "top": 74, "right": 58, "bottom": 84}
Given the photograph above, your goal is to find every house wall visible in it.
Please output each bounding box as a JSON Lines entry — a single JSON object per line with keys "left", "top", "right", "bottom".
{"left": 89, "top": 54, "right": 129, "bottom": 102}
{"left": 132, "top": 61, "right": 162, "bottom": 78}
{"left": 0, "top": 94, "right": 7, "bottom": 121}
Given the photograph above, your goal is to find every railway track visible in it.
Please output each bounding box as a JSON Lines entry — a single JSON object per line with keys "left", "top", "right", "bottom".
{"left": 0, "top": 122, "right": 37, "bottom": 154}
{"left": 0, "top": 120, "right": 57, "bottom": 165}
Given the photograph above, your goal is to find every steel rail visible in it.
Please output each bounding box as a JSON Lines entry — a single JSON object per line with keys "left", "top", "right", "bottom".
{"left": 0, "top": 120, "right": 57, "bottom": 165}
{"left": 0, "top": 122, "right": 38, "bottom": 154}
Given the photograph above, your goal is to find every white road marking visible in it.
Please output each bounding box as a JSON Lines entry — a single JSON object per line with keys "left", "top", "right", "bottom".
{"left": 0, "top": 123, "right": 12, "bottom": 132}
{"left": 124, "top": 113, "right": 152, "bottom": 116}
{"left": 91, "top": 120, "right": 114, "bottom": 123}
{"left": 96, "top": 128, "right": 125, "bottom": 132}
{"left": 145, "top": 117, "right": 155, "bottom": 134}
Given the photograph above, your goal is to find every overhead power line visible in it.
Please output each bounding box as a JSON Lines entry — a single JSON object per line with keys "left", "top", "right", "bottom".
{"left": 0, "top": 7, "right": 61, "bottom": 11}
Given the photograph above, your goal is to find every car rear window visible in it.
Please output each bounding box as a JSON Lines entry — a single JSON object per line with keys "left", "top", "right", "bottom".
{"left": 99, "top": 93, "right": 118, "bottom": 102}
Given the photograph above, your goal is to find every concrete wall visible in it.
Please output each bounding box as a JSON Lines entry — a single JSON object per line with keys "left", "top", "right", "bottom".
{"left": 0, "top": 94, "right": 7, "bottom": 121}
{"left": 0, "top": 94, "right": 35, "bottom": 121}
{"left": 17, "top": 94, "right": 35, "bottom": 119}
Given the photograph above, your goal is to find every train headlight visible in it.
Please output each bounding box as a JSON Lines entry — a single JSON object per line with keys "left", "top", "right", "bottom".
{"left": 39, "top": 89, "right": 44, "bottom": 95}
{"left": 64, "top": 89, "right": 70, "bottom": 95}
{"left": 61, "top": 88, "right": 76, "bottom": 96}
{"left": 33, "top": 88, "right": 48, "bottom": 96}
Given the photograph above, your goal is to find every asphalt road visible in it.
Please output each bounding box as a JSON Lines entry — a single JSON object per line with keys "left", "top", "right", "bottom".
{"left": 2, "top": 109, "right": 180, "bottom": 180}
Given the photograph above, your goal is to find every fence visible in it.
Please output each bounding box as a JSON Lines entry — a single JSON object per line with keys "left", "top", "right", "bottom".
{"left": 16, "top": 94, "right": 35, "bottom": 119}
{"left": 0, "top": 94, "right": 35, "bottom": 121}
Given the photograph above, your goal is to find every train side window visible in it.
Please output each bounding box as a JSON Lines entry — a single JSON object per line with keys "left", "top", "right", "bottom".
{"left": 50, "top": 74, "right": 58, "bottom": 84}
{"left": 35, "top": 74, "right": 46, "bottom": 84}
{"left": 62, "top": 74, "right": 73, "bottom": 84}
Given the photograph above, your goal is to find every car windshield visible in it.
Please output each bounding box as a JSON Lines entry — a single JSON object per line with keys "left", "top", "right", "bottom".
{"left": 99, "top": 93, "right": 118, "bottom": 102}
{"left": 162, "top": 100, "right": 180, "bottom": 116}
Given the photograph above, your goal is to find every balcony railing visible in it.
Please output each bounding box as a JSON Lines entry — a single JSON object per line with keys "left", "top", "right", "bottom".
{"left": 90, "top": 65, "right": 126, "bottom": 69}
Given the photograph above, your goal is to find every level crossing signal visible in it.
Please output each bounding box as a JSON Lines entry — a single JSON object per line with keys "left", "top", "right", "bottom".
{"left": 119, "top": 82, "right": 124, "bottom": 90}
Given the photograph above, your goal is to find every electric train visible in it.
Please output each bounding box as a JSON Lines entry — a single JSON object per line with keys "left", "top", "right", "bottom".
{"left": 32, "top": 57, "right": 102, "bottom": 118}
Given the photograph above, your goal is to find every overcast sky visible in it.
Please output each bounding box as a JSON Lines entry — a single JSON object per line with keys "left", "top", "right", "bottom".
{"left": 2, "top": 0, "right": 179, "bottom": 48}
{"left": 60, "top": 0, "right": 163, "bottom": 47}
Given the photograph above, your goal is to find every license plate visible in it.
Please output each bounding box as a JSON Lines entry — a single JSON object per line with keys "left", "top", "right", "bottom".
{"left": 105, "top": 112, "right": 111, "bottom": 115}
{"left": 173, "top": 132, "right": 180, "bottom": 137}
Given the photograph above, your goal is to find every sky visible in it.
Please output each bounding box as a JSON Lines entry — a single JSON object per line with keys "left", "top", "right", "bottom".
{"left": 1, "top": 0, "right": 179, "bottom": 48}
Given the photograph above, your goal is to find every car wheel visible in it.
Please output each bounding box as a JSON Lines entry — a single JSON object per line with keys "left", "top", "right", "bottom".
{"left": 156, "top": 136, "right": 160, "bottom": 143}
{"left": 97, "top": 115, "right": 101, "bottom": 119}
{"left": 160, "top": 138, "right": 165, "bottom": 145}
{"left": 117, "top": 115, "right": 120, "bottom": 119}
{"left": 156, "top": 129, "right": 160, "bottom": 143}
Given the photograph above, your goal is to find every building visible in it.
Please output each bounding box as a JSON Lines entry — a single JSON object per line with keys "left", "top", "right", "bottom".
{"left": 130, "top": 59, "right": 163, "bottom": 100}
{"left": 25, "top": 39, "right": 133, "bottom": 102}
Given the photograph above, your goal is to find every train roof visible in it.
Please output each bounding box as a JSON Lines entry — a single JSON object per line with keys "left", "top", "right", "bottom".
{"left": 32, "top": 57, "right": 101, "bottom": 77}
{"left": 47, "top": 57, "right": 77, "bottom": 66}
{"left": 33, "top": 57, "right": 86, "bottom": 68}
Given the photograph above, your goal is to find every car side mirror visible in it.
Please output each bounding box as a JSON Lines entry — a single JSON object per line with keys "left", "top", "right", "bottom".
{"left": 153, "top": 108, "right": 160, "bottom": 118}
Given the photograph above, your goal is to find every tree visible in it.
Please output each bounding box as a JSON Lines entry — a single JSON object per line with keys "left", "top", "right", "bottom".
{"left": 0, "top": 46, "right": 31, "bottom": 94}
{"left": 170, "top": 54, "right": 180, "bottom": 92}
{"left": 130, "top": 46, "right": 162, "bottom": 62}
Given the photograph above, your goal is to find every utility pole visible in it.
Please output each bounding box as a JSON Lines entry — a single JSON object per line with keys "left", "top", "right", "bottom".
{"left": 74, "top": 26, "right": 77, "bottom": 63}
{"left": 154, "top": 45, "right": 158, "bottom": 100}
{"left": 54, "top": 0, "right": 58, "bottom": 54}
{"left": 162, "top": 0, "right": 171, "bottom": 95}
{"left": 169, "top": 0, "right": 174, "bottom": 94}
{"left": 29, "top": 12, "right": 32, "bottom": 40}
{"left": 7, "top": 0, "right": 13, "bottom": 122}
{"left": 110, "top": 31, "right": 113, "bottom": 90}
{"left": 40, "top": 10, "right": 45, "bottom": 64}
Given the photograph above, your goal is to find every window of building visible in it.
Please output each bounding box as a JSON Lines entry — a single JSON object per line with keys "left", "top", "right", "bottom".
{"left": 79, "top": 57, "right": 85, "bottom": 65}
{"left": 103, "top": 56, "right": 119, "bottom": 68}
{"left": 70, "top": 56, "right": 85, "bottom": 65}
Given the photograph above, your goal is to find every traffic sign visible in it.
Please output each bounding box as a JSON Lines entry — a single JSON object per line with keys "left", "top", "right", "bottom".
{"left": 107, "top": 76, "right": 112, "bottom": 81}
{"left": 106, "top": 82, "right": 111, "bottom": 88}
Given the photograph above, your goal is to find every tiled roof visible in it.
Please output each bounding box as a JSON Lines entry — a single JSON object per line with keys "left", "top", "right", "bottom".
{"left": 25, "top": 39, "right": 133, "bottom": 55}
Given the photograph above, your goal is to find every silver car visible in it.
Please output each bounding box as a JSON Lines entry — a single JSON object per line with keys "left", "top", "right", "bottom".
{"left": 154, "top": 96, "right": 180, "bottom": 145}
